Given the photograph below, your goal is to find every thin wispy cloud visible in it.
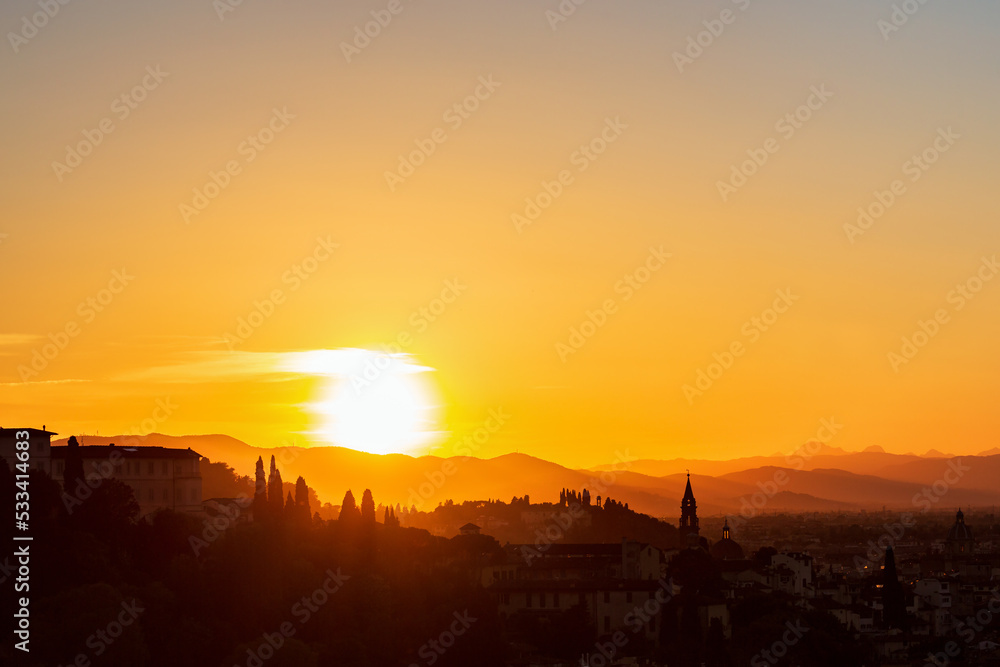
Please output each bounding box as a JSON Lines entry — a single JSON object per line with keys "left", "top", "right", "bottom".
{"left": 0, "top": 378, "right": 89, "bottom": 387}
{"left": 117, "top": 348, "right": 431, "bottom": 383}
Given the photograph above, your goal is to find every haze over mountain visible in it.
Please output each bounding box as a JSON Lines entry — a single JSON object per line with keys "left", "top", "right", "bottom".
{"left": 54, "top": 434, "right": 1000, "bottom": 518}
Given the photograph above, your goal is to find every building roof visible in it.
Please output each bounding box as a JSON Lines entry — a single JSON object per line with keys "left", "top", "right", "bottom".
{"left": 947, "top": 509, "right": 974, "bottom": 542}
{"left": 0, "top": 427, "right": 58, "bottom": 437}
{"left": 711, "top": 538, "right": 745, "bottom": 561}
{"left": 682, "top": 473, "right": 696, "bottom": 503}
{"left": 51, "top": 445, "right": 202, "bottom": 460}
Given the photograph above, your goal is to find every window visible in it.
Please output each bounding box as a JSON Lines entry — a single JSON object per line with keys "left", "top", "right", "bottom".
{"left": 526, "top": 593, "right": 532, "bottom": 608}
{"left": 626, "top": 591, "right": 633, "bottom": 603}
{"left": 56, "top": 462, "right": 63, "bottom": 475}
{"left": 147, "top": 462, "right": 154, "bottom": 475}
{"left": 162, "top": 489, "right": 168, "bottom": 501}
{"left": 553, "top": 593, "right": 559, "bottom": 608}
{"left": 578, "top": 593, "right": 586, "bottom": 606}
{"left": 603, "top": 616, "right": 611, "bottom": 632}
{"left": 161, "top": 461, "right": 167, "bottom": 474}
{"left": 148, "top": 489, "right": 154, "bottom": 501}
{"left": 539, "top": 593, "right": 546, "bottom": 608}
{"left": 603, "top": 591, "right": 610, "bottom": 604}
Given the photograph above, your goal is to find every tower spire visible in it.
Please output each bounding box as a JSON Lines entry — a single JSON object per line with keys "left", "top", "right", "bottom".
{"left": 679, "top": 470, "right": 699, "bottom": 547}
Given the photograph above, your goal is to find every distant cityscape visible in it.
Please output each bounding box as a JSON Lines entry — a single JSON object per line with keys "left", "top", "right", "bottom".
{"left": 2, "top": 427, "right": 999, "bottom": 665}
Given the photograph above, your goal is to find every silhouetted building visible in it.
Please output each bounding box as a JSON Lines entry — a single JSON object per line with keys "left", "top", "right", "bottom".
{"left": 710, "top": 518, "right": 745, "bottom": 561}
{"left": 945, "top": 508, "right": 974, "bottom": 558}
{"left": 487, "top": 540, "right": 669, "bottom": 645}
{"left": 460, "top": 522, "right": 481, "bottom": 536}
{"left": 52, "top": 444, "right": 203, "bottom": 516}
{"left": 678, "top": 472, "right": 700, "bottom": 548}
{"left": 0, "top": 426, "right": 56, "bottom": 475}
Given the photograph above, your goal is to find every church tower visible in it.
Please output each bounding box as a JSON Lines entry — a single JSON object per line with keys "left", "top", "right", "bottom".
{"left": 946, "top": 508, "right": 974, "bottom": 559}
{"left": 678, "top": 472, "right": 700, "bottom": 547}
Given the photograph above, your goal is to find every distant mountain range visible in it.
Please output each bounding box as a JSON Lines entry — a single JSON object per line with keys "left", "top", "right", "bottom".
{"left": 53, "top": 434, "right": 1000, "bottom": 519}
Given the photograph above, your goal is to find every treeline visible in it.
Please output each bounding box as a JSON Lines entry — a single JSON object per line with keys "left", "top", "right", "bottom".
{"left": 0, "top": 454, "right": 506, "bottom": 666}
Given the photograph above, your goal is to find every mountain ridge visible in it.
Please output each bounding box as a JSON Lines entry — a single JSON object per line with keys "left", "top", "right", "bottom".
{"left": 51, "top": 434, "right": 1000, "bottom": 517}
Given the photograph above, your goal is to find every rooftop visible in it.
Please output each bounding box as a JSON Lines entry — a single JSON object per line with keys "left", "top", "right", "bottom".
{"left": 51, "top": 445, "right": 202, "bottom": 460}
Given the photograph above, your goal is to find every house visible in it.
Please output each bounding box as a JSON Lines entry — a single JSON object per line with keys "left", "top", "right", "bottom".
{"left": 52, "top": 443, "right": 203, "bottom": 517}
{"left": 460, "top": 522, "right": 481, "bottom": 536}
{"left": 0, "top": 427, "right": 57, "bottom": 475}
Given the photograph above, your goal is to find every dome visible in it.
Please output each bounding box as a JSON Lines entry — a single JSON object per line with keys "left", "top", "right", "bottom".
{"left": 947, "top": 509, "right": 974, "bottom": 542}
{"left": 711, "top": 538, "right": 745, "bottom": 561}
{"left": 710, "top": 519, "right": 744, "bottom": 560}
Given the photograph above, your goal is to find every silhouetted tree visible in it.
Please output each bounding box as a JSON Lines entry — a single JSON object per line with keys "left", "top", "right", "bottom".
{"left": 253, "top": 455, "right": 267, "bottom": 519}
{"left": 63, "top": 435, "right": 84, "bottom": 494}
{"left": 882, "top": 546, "right": 908, "bottom": 630}
{"left": 704, "top": 617, "right": 733, "bottom": 667}
{"left": 294, "top": 475, "right": 310, "bottom": 523}
{"left": 267, "top": 455, "right": 284, "bottom": 514}
{"left": 339, "top": 489, "right": 360, "bottom": 522}
{"left": 74, "top": 477, "right": 139, "bottom": 541}
{"left": 361, "top": 489, "right": 376, "bottom": 523}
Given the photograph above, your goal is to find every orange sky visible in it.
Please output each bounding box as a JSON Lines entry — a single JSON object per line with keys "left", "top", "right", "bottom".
{"left": 2, "top": 0, "right": 999, "bottom": 467}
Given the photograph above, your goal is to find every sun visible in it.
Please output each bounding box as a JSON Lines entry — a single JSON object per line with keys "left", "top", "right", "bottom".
{"left": 293, "top": 349, "right": 442, "bottom": 455}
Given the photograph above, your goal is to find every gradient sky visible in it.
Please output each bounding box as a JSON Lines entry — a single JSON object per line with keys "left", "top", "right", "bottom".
{"left": 2, "top": 0, "right": 999, "bottom": 467}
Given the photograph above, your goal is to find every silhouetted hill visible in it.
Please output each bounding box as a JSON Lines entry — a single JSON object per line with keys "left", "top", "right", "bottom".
{"left": 52, "top": 434, "right": 1000, "bottom": 516}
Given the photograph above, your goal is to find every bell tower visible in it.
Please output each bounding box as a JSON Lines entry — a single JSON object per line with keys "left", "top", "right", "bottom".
{"left": 678, "top": 471, "right": 700, "bottom": 547}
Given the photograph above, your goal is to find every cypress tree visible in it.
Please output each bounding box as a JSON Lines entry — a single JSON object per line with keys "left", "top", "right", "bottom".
{"left": 361, "top": 489, "right": 376, "bottom": 523}
{"left": 63, "top": 435, "right": 85, "bottom": 495}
